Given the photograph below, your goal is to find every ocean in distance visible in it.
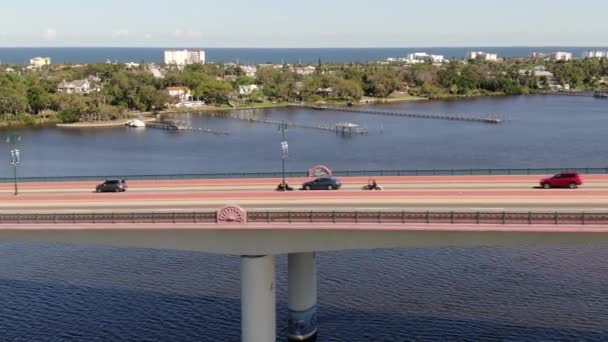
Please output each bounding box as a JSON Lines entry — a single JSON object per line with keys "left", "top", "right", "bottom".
{"left": 1, "top": 47, "right": 608, "bottom": 65}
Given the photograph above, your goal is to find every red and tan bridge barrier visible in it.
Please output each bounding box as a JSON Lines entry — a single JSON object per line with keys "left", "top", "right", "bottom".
{"left": 2, "top": 210, "right": 608, "bottom": 226}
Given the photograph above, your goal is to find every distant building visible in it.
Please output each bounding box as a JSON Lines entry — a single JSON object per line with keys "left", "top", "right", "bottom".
{"left": 238, "top": 84, "right": 260, "bottom": 95}
{"left": 466, "top": 51, "right": 498, "bottom": 61}
{"left": 239, "top": 65, "right": 258, "bottom": 77}
{"left": 57, "top": 79, "right": 93, "bottom": 94}
{"left": 30, "top": 57, "right": 51, "bottom": 67}
{"left": 166, "top": 86, "right": 193, "bottom": 102}
{"left": 164, "top": 50, "right": 206, "bottom": 66}
{"left": 124, "top": 62, "right": 140, "bottom": 68}
{"left": 582, "top": 50, "right": 608, "bottom": 58}
{"left": 294, "top": 66, "right": 316, "bottom": 75}
{"left": 530, "top": 51, "right": 572, "bottom": 61}
{"left": 552, "top": 52, "right": 573, "bottom": 61}
{"left": 405, "top": 52, "right": 446, "bottom": 64}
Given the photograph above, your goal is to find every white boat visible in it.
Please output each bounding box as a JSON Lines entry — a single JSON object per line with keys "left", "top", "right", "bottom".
{"left": 126, "top": 119, "right": 146, "bottom": 128}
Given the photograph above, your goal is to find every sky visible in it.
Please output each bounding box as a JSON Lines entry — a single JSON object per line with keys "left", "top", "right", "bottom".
{"left": 1, "top": 0, "right": 607, "bottom": 47}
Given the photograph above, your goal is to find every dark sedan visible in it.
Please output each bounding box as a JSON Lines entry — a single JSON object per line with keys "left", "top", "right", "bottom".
{"left": 96, "top": 179, "right": 128, "bottom": 192}
{"left": 301, "top": 177, "right": 342, "bottom": 190}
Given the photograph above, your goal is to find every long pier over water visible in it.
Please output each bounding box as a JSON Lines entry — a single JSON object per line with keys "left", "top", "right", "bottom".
{"left": 310, "top": 106, "right": 503, "bottom": 124}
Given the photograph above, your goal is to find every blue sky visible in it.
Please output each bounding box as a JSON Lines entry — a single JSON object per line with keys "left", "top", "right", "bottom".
{"left": 1, "top": 0, "right": 607, "bottom": 47}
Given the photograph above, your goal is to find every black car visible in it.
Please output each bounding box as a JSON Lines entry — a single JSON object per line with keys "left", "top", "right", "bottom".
{"left": 96, "top": 179, "right": 127, "bottom": 192}
{"left": 302, "top": 177, "right": 341, "bottom": 190}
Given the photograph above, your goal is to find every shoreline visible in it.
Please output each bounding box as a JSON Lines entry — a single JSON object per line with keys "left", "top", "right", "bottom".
{"left": 4, "top": 91, "right": 599, "bottom": 129}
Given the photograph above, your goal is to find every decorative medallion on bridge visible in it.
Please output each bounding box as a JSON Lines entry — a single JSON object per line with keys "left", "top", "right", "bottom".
{"left": 307, "top": 165, "right": 333, "bottom": 178}
{"left": 216, "top": 205, "right": 247, "bottom": 224}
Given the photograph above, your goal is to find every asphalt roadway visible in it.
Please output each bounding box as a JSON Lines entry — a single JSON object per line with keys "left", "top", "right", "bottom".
{"left": 1, "top": 175, "right": 608, "bottom": 213}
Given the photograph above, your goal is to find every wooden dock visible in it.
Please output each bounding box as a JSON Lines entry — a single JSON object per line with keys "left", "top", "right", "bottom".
{"left": 252, "top": 118, "right": 368, "bottom": 134}
{"left": 146, "top": 121, "right": 230, "bottom": 135}
{"left": 310, "top": 106, "right": 503, "bottom": 124}
{"left": 539, "top": 91, "right": 608, "bottom": 98}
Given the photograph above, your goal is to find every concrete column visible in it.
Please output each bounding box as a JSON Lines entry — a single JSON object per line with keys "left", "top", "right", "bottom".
{"left": 241, "top": 255, "right": 276, "bottom": 342}
{"left": 288, "top": 252, "right": 318, "bottom": 341}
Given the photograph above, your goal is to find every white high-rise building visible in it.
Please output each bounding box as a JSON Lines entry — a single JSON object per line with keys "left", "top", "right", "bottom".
{"left": 552, "top": 52, "right": 573, "bottom": 61}
{"left": 405, "top": 52, "right": 445, "bottom": 64}
{"left": 466, "top": 51, "right": 498, "bottom": 61}
{"left": 164, "top": 49, "right": 206, "bottom": 66}
{"left": 582, "top": 50, "right": 608, "bottom": 58}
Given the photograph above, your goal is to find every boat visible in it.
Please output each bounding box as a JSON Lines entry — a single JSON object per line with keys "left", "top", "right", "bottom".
{"left": 125, "top": 119, "right": 146, "bottom": 128}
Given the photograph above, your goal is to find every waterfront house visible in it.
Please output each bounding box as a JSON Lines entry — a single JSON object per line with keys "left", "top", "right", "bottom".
{"left": 166, "top": 86, "right": 193, "bottom": 102}
{"left": 57, "top": 79, "right": 93, "bottom": 94}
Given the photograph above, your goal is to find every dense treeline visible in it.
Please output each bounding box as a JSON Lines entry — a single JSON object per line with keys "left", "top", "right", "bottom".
{"left": 0, "top": 57, "right": 607, "bottom": 124}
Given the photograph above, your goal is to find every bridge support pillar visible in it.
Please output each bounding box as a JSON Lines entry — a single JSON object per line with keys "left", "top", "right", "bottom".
{"left": 241, "top": 255, "right": 276, "bottom": 342}
{"left": 288, "top": 252, "right": 318, "bottom": 341}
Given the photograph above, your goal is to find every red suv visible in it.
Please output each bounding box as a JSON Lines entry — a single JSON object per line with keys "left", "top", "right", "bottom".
{"left": 540, "top": 173, "right": 583, "bottom": 189}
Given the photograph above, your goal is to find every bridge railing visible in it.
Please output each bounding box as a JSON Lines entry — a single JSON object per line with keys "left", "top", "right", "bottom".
{"left": 1, "top": 211, "right": 607, "bottom": 225}
{"left": 1, "top": 167, "right": 608, "bottom": 183}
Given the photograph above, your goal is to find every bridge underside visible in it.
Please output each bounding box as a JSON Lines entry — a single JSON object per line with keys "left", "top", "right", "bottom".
{"left": 1, "top": 223, "right": 607, "bottom": 255}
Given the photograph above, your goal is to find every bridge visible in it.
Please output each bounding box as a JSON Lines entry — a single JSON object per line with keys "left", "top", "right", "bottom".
{"left": 2, "top": 175, "right": 608, "bottom": 341}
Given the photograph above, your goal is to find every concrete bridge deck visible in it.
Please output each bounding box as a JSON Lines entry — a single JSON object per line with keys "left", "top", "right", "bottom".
{"left": 2, "top": 174, "right": 608, "bottom": 212}
{"left": 3, "top": 174, "right": 608, "bottom": 341}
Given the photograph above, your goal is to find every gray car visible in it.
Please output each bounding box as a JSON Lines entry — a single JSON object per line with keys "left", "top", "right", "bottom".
{"left": 301, "top": 177, "right": 342, "bottom": 190}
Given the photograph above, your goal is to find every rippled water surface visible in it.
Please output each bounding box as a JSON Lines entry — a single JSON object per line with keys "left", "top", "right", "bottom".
{"left": 1, "top": 244, "right": 607, "bottom": 341}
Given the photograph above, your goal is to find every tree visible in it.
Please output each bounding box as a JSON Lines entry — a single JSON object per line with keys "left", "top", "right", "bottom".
{"left": 27, "top": 85, "right": 50, "bottom": 114}
{"left": 0, "top": 87, "right": 28, "bottom": 116}
{"left": 194, "top": 79, "right": 233, "bottom": 105}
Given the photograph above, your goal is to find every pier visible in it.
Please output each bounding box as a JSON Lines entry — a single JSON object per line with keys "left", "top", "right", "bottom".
{"left": 145, "top": 121, "right": 230, "bottom": 135}
{"left": 250, "top": 118, "right": 368, "bottom": 135}
{"left": 205, "top": 110, "right": 369, "bottom": 135}
{"left": 310, "top": 106, "right": 503, "bottom": 124}
{"left": 539, "top": 91, "right": 608, "bottom": 99}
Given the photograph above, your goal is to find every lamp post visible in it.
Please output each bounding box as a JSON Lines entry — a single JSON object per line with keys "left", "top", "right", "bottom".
{"left": 5, "top": 133, "right": 21, "bottom": 196}
{"left": 278, "top": 121, "right": 289, "bottom": 191}
{"left": 10, "top": 149, "right": 20, "bottom": 195}
{"left": 281, "top": 141, "right": 288, "bottom": 190}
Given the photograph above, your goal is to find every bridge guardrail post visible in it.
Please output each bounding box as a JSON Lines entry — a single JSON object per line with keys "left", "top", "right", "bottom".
{"left": 426, "top": 211, "right": 430, "bottom": 224}
{"left": 172, "top": 213, "right": 176, "bottom": 223}
{"left": 528, "top": 212, "right": 532, "bottom": 225}
{"left": 502, "top": 212, "right": 506, "bottom": 225}
{"left": 476, "top": 212, "right": 480, "bottom": 224}
{"left": 582, "top": 212, "right": 586, "bottom": 225}
{"left": 267, "top": 211, "right": 271, "bottom": 223}
{"left": 450, "top": 211, "right": 454, "bottom": 224}
{"left": 354, "top": 211, "right": 358, "bottom": 223}
{"left": 288, "top": 211, "right": 292, "bottom": 223}
{"left": 332, "top": 211, "right": 336, "bottom": 223}
{"left": 401, "top": 211, "right": 405, "bottom": 224}
{"left": 378, "top": 211, "right": 382, "bottom": 224}
{"left": 112, "top": 213, "right": 115, "bottom": 224}
{"left": 555, "top": 212, "right": 558, "bottom": 225}
{"left": 309, "top": 211, "right": 313, "bottom": 223}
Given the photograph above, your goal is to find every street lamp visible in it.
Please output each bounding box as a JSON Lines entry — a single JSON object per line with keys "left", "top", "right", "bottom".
{"left": 6, "top": 133, "right": 21, "bottom": 196}
{"left": 278, "top": 121, "right": 289, "bottom": 191}
{"left": 281, "top": 141, "right": 289, "bottom": 190}
{"left": 10, "top": 149, "right": 20, "bottom": 195}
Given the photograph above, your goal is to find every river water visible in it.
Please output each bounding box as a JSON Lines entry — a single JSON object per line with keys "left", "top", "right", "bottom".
{"left": 1, "top": 95, "right": 608, "bottom": 341}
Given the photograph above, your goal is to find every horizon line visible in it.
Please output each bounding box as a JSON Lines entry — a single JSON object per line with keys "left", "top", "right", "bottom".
{"left": 1, "top": 45, "right": 608, "bottom": 49}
